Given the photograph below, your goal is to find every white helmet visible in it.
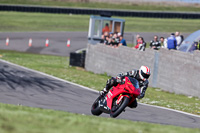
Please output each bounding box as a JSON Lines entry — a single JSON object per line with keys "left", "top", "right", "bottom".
{"left": 139, "top": 66, "right": 151, "bottom": 81}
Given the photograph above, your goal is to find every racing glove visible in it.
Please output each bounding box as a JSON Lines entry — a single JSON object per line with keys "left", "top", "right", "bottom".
{"left": 138, "top": 86, "right": 147, "bottom": 99}
{"left": 99, "top": 88, "right": 108, "bottom": 96}
{"left": 116, "top": 75, "right": 126, "bottom": 85}
{"left": 116, "top": 76, "right": 122, "bottom": 83}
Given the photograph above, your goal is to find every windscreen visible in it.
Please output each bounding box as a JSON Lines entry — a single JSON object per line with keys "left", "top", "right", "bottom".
{"left": 128, "top": 77, "right": 139, "bottom": 89}
{"left": 179, "top": 30, "right": 200, "bottom": 52}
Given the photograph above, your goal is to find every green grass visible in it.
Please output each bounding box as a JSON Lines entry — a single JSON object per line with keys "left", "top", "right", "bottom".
{"left": 0, "top": 11, "right": 200, "bottom": 32}
{"left": 1, "top": 103, "right": 200, "bottom": 133}
{"left": 0, "top": 12, "right": 90, "bottom": 32}
{"left": 1, "top": 0, "right": 200, "bottom": 12}
{"left": 0, "top": 50, "right": 200, "bottom": 115}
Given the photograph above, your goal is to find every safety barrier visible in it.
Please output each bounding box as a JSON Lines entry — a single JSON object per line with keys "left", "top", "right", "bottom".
{"left": 70, "top": 51, "right": 86, "bottom": 68}
{"left": 85, "top": 44, "right": 200, "bottom": 98}
{"left": 1, "top": 4, "right": 200, "bottom": 19}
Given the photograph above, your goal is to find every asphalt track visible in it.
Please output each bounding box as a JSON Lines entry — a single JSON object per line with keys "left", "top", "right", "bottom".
{"left": 0, "top": 59, "right": 200, "bottom": 129}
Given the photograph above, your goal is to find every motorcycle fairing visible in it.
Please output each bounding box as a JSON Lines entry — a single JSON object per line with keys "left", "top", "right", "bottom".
{"left": 106, "top": 77, "right": 140, "bottom": 109}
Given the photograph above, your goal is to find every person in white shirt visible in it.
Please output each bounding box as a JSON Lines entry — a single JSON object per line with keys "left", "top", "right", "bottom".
{"left": 175, "top": 31, "right": 182, "bottom": 48}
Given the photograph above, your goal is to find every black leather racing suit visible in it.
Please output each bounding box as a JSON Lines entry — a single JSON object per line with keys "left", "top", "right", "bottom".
{"left": 150, "top": 40, "right": 161, "bottom": 50}
{"left": 104, "top": 70, "right": 149, "bottom": 108}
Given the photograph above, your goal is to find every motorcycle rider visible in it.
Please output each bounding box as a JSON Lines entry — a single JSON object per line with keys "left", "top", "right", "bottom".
{"left": 99, "top": 66, "right": 150, "bottom": 108}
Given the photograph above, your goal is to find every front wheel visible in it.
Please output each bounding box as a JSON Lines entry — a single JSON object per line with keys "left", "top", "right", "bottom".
{"left": 91, "top": 96, "right": 103, "bottom": 116}
{"left": 110, "top": 97, "right": 129, "bottom": 118}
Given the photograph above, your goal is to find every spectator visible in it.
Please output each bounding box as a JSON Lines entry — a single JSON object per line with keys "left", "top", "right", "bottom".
{"left": 159, "top": 37, "right": 164, "bottom": 47}
{"left": 180, "top": 35, "right": 184, "bottom": 44}
{"left": 167, "top": 33, "right": 177, "bottom": 50}
{"left": 188, "top": 42, "right": 198, "bottom": 52}
{"left": 135, "top": 35, "right": 141, "bottom": 47}
{"left": 160, "top": 37, "right": 167, "bottom": 48}
{"left": 106, "top": 32, "right": 113, "bottom": 45}
{"left": 139, "top": 37, "right": 146, "bottom": 51}
{"left": 118, "top": 34, "right": 127, "bottom": 46}
{"left": 104, "top": 36, "right": 110, "bottom": 45}
{"left": 175, "top": 31, "right": 182, "bottom": 48}
{"left": 111, "top": 32, "right": 120, "bottom": 47}
{"left": 109, "top": 32, "right": 113, "bottom": 38}
{"left": 197, "top": 40, "right": 200, "bottom": 50}
{"left": 117, "top": 32, "right": 121, "bottom": 43}
{"left": 135, "top": 34, "right": 140, "bottom": 45}
{"left": 150, "top": 35, "right": 161, "bottom": 50}
{"left": 100, "top": 34, "right": 105, "bottom": 43}
{"left": 134, "top": 37, "right": 146, "bottom": 51}
{"left": 100, "top": 32, "right": 109, "bottom": 45}
{"left": 102, "top": 23, "right": 109, "bottom": 34}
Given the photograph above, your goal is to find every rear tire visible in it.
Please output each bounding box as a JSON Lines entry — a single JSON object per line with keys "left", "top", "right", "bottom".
{"left": 91, "top": 96, "right": 103, "bottom": 116}
{"left": 110, "top": 97, "right": 129, "bottom": 118}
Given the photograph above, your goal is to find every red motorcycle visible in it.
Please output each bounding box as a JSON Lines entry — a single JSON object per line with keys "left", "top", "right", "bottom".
{"left": 91, "top": 76, "right": 141, "bottom": 118}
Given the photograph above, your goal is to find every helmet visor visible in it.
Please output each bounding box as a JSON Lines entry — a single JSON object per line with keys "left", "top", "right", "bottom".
{"left": 141, "top": 71, "right": 150, "bottom": 79}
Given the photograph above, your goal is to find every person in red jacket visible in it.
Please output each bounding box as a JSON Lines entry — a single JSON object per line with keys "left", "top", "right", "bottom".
{"left": 102, "top": 23, "right": 110, "bottom": 34}
{"left": 134, "top": 37, "right": 146, "bottom": 51}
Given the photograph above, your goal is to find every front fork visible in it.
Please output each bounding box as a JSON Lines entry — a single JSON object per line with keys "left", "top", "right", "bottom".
{"left": 99, "top": 96, "right": 110, "bottom": 114}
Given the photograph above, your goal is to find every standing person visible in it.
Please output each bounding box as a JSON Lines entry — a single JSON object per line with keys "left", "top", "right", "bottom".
{"left": 159, "top": 37, "right": 164, "bottom": 47}
{"left": 180, "top": 35, "right": 184, "bottom": 44}
{"left": 175, "top": 31, "right": 182, "bottom": 48}
{"left": 167, "top": 33, "right": 177, "bottom": 50}
{"left": 197, "top": 40, "right": 200, "bottom": 50}
{"left": 134, "top": 34, "right": 140, "bottom": 46}
{"left": 111, "top": 32, "right": 120, "bottom": 48}
{"left": 160, "top": 37, "right": 167, "bottom": 48}
{"left": 109, "top": 32, "right": 113, "bottom": 39}
{"left": 104, "top": 36, "right": 110, "bottom": 45}
{"left": 150, "top": 35, "right": 161, "bottom": 50}
{"left": 118, "top": 34, "right": 127, "bottom": 46}
{"left": 100, "top": 34, "right": 105, "bottom": 43}
{"left": 138, "top": 37, "right": 146, "bottom": 51}
{"left": 102, "top": 23, "right": 110, "bottom": 34}
{"left": 100, "top": 32, "right": 109, "bottom": 45}
{"left": 135, "top": 37, "right": 142, "bottom": 49}
{"left": 134, "top": 37, "right": 146, "bottom": 51}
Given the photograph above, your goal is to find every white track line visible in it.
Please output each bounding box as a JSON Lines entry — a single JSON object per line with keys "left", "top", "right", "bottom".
{"left": 1, "top": 59, "right": 200, "bottom": 118}
{"left": 0, "top": 59, "right": 97, "bottom": 93}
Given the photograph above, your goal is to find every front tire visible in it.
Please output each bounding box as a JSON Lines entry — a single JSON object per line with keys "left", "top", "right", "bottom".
{"left": 110, "top": 97, "right": 129, "bottom": 118}
{"left": 91, "top": 96, "right": 103, "bottom": 116}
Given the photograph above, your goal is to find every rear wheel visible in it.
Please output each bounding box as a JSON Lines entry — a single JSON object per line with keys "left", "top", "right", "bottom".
{"left": 110, "top": 96, "right": 129, "bottom": 118}
{"left": 91, "top": 96, "right": 103, "bottom": 116}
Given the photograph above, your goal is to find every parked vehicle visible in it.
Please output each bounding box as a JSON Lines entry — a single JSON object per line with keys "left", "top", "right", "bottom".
{"left": 179, "top": 30, "right": 200, "bottom": 53}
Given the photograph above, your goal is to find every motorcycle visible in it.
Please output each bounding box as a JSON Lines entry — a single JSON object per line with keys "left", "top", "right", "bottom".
{"left": 91, "top": 76, "right": 141, "bottom": 118}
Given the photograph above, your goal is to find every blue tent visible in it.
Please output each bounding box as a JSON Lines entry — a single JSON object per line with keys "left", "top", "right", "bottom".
{"left": 179, "top": 30, "right": 200, "bottom": 53}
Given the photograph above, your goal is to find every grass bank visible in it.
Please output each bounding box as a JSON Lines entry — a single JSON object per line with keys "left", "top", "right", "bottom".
{"left": 0, "top": 12, "right": 200, "bottom": 32}
{"left": 1, "top": 0, "right": 200, "bottom": 12}
{"left": 0, "top": 50, "right": 199, "bottom": 115}
{"left": 1, "top": 103, "right": 200, "bottom": 133}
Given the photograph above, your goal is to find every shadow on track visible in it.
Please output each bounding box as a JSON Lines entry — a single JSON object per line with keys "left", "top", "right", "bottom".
{"left": 0, "top": 64, "right": 64, "bottom": 93}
